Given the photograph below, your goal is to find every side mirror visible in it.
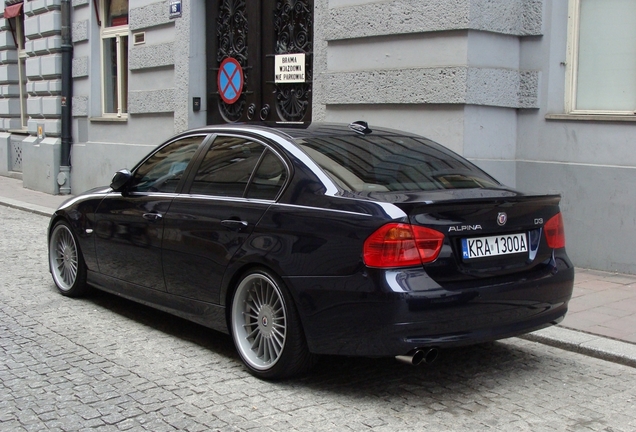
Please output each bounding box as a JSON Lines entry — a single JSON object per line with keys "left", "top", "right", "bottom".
{"left": 110, "top": 169, "right": 132, "bottom": 192}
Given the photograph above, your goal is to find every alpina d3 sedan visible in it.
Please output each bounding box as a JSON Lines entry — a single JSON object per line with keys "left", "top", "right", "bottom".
{"left": 48, "top": 122, "right": 574, "bottom": 379}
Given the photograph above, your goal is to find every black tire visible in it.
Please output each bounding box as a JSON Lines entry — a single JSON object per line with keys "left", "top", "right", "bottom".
{"left": 48, "top": 221, "right": 89, "bottom": 297}
{"left": 230, "top": 268, "right": 316, "bottom": 379}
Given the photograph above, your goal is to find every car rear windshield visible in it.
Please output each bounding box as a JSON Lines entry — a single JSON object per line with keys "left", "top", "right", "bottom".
{"left": 296, "top": 134, "right": 500, "bottom": 192}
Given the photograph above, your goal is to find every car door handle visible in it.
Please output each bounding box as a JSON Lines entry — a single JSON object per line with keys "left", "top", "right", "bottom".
{"left": 221, "top": 219, "right": 248, "bottom": 231}
{"left": 142, "top": 213, "right": 163, "bottom": 222}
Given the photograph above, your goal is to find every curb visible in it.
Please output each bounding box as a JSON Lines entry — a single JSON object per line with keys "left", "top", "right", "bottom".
{"left": 520, "top": 326, "right": 636, "bottom": 369}
{"left": 0, "top": 197, "right": 55, "bottom": 217}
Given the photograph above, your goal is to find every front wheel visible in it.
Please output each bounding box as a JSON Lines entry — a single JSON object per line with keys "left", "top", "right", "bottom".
{"left": 230, "top": 269, "right": 316, "bottom": 379}
{"left": 49, "top": 221, "right": 89, "bottom": 297}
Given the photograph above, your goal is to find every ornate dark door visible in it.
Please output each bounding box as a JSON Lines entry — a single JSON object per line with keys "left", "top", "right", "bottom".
{"left": 206, "top": 0, "right": 314, "bottom": 124}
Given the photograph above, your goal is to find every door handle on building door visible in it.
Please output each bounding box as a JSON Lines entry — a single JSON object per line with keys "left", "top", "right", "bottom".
{"left": 247, "top": 103, "right": 256, "bottom": 120}
{"left": 260, "top": 104, "right": 270, "bottom": 121}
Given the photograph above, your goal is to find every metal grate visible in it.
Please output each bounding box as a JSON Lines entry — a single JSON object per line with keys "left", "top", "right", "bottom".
{"left": 10, "top": 140, "right": 22, "bottom": 172}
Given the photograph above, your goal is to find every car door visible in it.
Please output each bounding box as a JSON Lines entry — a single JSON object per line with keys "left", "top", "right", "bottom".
{"left": 94, "top": 135, "right": 208, "bottom": 291}
{"left": 161, "top": 134, "right": 289, "bottom": 303}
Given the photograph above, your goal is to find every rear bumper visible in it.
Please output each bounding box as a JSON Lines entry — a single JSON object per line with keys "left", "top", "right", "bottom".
{"left": 284, "top": 256, "right": 574, "bottom": 357}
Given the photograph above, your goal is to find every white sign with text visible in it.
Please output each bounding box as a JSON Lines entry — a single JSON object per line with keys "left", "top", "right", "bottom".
{"left": 274, "top": 54, "right": 306, "bottom": 83}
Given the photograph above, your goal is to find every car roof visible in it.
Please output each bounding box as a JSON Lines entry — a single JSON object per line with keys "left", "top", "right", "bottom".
{"left": 185, "top": 122, "right": 420, "bottom": 141}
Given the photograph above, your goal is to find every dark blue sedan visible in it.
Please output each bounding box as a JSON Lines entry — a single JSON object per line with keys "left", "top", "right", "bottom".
{"left": 48, "top": 122, "right": 574, "bottom": 379}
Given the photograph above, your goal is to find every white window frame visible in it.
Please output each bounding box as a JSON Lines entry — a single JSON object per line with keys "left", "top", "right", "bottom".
{"left": 565, "top": 0, "right": 636, "bottom": 116}
{"left": 99, "top": 1, "right": 129, "bottom": 118}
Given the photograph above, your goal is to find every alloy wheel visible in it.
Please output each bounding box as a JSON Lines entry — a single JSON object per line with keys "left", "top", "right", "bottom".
{"left": 50, "top": 224, "right": 79, "bottom": 291}
{"left": 232, "top": 273, "right": 288, "bottom": 371}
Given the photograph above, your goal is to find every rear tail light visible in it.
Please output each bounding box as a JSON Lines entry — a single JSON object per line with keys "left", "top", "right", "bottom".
{"left": 363, "top": 223, "right": 445, "bottom": 268}
{"left": 544, "top": 213, "right": 565, "bottom": 249}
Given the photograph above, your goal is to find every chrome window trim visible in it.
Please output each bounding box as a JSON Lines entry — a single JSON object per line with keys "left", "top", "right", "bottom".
{"left": 194, "top": 133, "right": 293, "bottom": 202}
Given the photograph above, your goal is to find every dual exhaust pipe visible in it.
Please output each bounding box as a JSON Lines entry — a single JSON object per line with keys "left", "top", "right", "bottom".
{"left": 395, "top": 348, "right": 439, "bottom": 366}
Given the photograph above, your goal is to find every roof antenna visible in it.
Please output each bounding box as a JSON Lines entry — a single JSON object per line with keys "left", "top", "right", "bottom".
{"left": 349, "top": 121, "right": 372, "bottom": 135}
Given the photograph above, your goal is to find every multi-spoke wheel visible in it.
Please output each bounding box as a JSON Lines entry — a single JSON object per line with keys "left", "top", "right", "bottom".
{"left": 49, "top": 221, "right": 88, "bottom": 297}
{"left": 231, "top": 269, "right": 316, "bottom": 379}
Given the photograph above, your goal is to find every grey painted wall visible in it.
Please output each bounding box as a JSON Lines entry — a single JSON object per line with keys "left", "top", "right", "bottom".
{"left": 69, "top": 0, "right": 207, "bottom": 192}
{"left": 517, "top": 161, "right": 636, "bottom": 274}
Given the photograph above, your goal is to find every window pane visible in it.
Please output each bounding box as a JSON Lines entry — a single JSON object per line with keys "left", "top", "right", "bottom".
{"left": 103, "top": 37, "right": 117, "bottom": 113}
{"left": 102, "top": 35, "right": 128, "bottom": 115}
{"left": 298, "top": 135, "right": 499, "bottom": 192}
{"left": 576, "top": 0, "right": 636, "bottom": 111}
{"left": 129, "top": 136, "right": 204, "bottom": 193}
{"left": 246, "top": 150, "right": 287, "bottom": 200}
{"left": 190, "top": 137, "right": 265, "bottom": 197}
{"left": 120, "top": 35, "right": 128, "bottom": 113}
{"left": 105, "top": 0, "right": 129, "bottom": 27}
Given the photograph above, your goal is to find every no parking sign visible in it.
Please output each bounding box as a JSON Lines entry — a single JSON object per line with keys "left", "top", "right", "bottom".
{"left": 217, "top": 58, "right": 244, "bottom": 104}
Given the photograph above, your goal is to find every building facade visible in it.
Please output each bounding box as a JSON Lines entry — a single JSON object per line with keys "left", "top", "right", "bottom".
{"left": 0, "top": 0, "right": 634, "bottom": 274}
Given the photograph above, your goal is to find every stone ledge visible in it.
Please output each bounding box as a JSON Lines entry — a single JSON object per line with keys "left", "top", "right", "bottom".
{"left": 129, "top": 42, "right": 175, "bottom": 70}
{"left": 130, "top": 0, "right": 173, "bottom": 31}
{"left": 128, "top": 88, "right": 175, "bottom": 114}
{"left": 546, "top": 113, "right": 636, "bottom": 122}
{"left": 72, "top": 20, "right": 88, "bottom": 43}
{"left": 317, "top": 67, "right": 539, "bottom": 109}
{"left": 325, "top": 0, "right": 543, "bottom": 41}
{"left": 72, "top": 95, "right": 88, "bottom": 117}
{"left": 72, "top": 57, "right": 88, "bottom": 78}
{"left": 72, "top": 0, "right": 89, "bottom": 8}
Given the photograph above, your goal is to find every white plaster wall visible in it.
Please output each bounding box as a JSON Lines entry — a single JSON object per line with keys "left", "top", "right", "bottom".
{"left": 22, "top": 137, "right": 61, "bottom": 194}
{"left": 517, "top": 161, "right": 636, "bottom": 274}
{"left": 467, "top": 31, "right": 520, "bottom": 69}
{"left": 463, "top": 105, "right": 517, "bottom": 187}
{"left": 327, "top": 32, "right": 469, "bottom": 72}
{"left": 0, "top": 132, "right": 11, "bottom": 175}
{"left": 324, "top": 104, "right": 466, "bottom": 154}
{"left": 70, "top": 141, "right": 157, "bottom": 193}
{"left": 463, "top": 106, "right": 517, "bottom": 160}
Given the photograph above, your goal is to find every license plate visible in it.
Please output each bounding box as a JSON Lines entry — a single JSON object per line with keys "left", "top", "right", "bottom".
{"left": 461, "top": 233, "right": 528, "bottom": 259}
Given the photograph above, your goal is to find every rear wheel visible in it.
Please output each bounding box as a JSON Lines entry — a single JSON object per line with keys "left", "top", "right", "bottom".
{"left": 49, "top": 221, "right": 89, "bottom": 297}
{"left": 230, "top": 269, "right": 315, "bottom": 379}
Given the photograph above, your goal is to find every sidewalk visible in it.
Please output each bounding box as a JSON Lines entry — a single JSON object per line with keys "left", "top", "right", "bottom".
{"left": 0, "top": 175, "right": 72, "bottom": 216}
{"left": 1, "top": 174, "right": 635, "bottom": 366}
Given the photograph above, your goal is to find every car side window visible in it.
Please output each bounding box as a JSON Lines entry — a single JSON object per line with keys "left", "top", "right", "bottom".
{"left": 128, "top": 136, "right": 204, "bottom": 193}
{"left": 245, "top": 150, "right": 288, "bottom": 200}
{"left": 190, "top": 136, "right": 265, "bottom": 197}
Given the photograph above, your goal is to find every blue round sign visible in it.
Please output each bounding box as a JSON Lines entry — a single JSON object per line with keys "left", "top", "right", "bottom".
{"left": 218, "top": 58, "right": 244, "bottom": 104}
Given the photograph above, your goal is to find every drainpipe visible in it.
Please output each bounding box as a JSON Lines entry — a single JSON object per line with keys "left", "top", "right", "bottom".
{"left": 58, "top": 0, "right": 73, "bottom": 195}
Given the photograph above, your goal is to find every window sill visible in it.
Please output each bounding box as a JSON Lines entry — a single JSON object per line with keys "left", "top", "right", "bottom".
{"left": 8, "top": 128, "right": 29, "bottom": 135}
{"left": 90, "top": 116, "right": 128, "bottom": 122}
{"left": 545, "top": 113, "right": 636, "bottom": 122}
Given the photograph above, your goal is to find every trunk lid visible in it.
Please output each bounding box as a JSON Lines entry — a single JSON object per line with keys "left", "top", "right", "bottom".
{"left": 366, "top": 188, "right": 563, "bottom": 283}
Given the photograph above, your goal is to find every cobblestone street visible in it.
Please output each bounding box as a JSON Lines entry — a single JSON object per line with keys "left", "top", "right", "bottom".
{"left": 1, "top": 205, "right": 636, "bottom": 431}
